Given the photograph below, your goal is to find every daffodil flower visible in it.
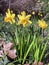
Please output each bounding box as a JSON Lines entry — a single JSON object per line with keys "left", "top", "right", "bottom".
{"left": 38, "top": 20, "right": 48, "bottom": 29}
{"left": 4, "top": 9, "right": 15, "bottom": 24}
{"left": 38, "top": 13, "right": 43, "bottom": 17}
{"left": 32, "top": 11, "right": 35, "bottom": 15}
{"left": 17, "top": 11, "right": 32, "bottom": 27}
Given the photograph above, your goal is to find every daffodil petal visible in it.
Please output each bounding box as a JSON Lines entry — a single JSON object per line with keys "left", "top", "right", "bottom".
{"left": 17, "top": 21, "right": 22, "bottom": 25}
{"left": 28, "top": 20, "right": 32, "bottom": 24}
{"left": 21, "top": 11, "right": 26, "bottom": 16}
{"left": 17, "top": 15, "right": 22, "bottom": 20}
{"left": 26, "top": 15, "right": 31, "bottom": 20}
{"left": 12, "top": 14, "right": 15, "bottom": 18}
{"left": 12, "top": 19, "right": 15, "bottom": 23}
{"left": 8, "top": 9, "right": 11, "bottom": 14}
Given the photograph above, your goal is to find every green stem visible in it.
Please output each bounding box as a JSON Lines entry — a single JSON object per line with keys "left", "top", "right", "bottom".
{"left": 12, "top": 35, "right": 19, "bottom": 59}
{"left": 42, "top": 29, "right": 44, "bottom": 38}
{"left": 40, "top": 42, "right": 47, "bottom": 61}
{"left": 22, "top": 34, "right": 36, "bottom": 64}
{"left": 12, "top": 59, "right": 23, "bottom": 64}
{"left": 20, "top": 27, "right": 24, "bottom": 63}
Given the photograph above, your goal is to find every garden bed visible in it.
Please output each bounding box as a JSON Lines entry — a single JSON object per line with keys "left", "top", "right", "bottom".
{"left": 0, "top": 0, "right": 49, "bottom": 65}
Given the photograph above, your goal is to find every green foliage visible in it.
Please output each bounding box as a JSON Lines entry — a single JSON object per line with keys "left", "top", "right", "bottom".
{"left": 0, "top": 9, "right": 49, "bottom": 65}
{"left": 0, "top": 57, "right": 9, "bottom": 65}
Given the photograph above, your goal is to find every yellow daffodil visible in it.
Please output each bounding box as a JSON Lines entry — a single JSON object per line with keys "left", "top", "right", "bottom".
{"left": 17, "top": 11, "right": 32, "bottom": 27}
{"left": 38, "top": 13, "right": 43, "bottom": 16}
{"left": 4, "top": 9, "right": 15, "bottom": 24}
{"left": 38, "top": 20, "right": 48, "bottom": 29}
{"left": 32, "top": 11, "right": 35, "bottom": 15}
